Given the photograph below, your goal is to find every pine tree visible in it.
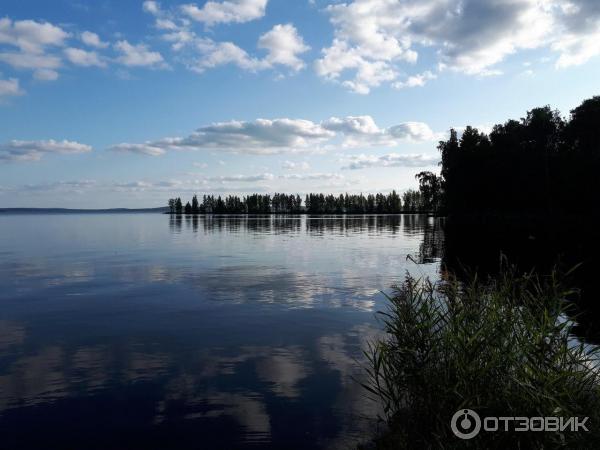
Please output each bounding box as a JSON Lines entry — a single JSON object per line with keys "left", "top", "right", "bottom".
{"left": 191, "top": 195, "right": 199, "bottom": 214}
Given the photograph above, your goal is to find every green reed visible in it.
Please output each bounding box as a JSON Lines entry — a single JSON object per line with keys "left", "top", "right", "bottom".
{"left": 363, "top": 266, "right": 600, "bottom": 449}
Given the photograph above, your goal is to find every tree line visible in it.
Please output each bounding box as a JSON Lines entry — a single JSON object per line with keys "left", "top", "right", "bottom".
{"left": 439, "top": 96, "right": 600, "bottom": 215}
{"left": 167, "top": 186, "right": 437, "bottom": 214}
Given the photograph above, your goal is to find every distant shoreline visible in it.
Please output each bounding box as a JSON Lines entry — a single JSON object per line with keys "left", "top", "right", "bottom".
{"left": 0, "top": 207, "right": 168, "bottom": 214}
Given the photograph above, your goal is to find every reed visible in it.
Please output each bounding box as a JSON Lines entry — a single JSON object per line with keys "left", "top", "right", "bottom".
{"left": 363, "top": 265, "right": 600, "bottom": 448}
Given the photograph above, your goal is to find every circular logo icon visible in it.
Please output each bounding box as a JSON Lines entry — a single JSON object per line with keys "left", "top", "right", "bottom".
{"left": 451, "top": 409, "right": 481, "bottom": 440}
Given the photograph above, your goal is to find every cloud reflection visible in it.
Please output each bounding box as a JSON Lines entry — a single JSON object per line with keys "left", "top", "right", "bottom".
{"left": 0, "top": 319, "right": 379, "bottom": 448}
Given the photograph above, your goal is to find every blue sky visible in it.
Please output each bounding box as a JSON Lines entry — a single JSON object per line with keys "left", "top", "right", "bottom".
{"left": 0, "top": 0, "right": 599, "bottom": 208}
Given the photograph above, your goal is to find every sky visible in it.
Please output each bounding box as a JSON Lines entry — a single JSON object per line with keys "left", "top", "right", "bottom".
{"left": 0, "top": 0, "right": 599, "bottom": 208}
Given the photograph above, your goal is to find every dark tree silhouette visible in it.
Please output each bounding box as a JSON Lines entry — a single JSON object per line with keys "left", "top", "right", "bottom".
{"left": 402, "top": 190, "right": 423, "bottom": 212}
{"left": 165, "top": 190, "right": 440, "bottom": 214}
{"left": 438, "top": 96, "right": 600, "bottom": 216}
{"left": 415, "top": 172, "right": 443, "bottom": 213}
{"left": 191, "top": 195, "right": 199, "bottom": 214}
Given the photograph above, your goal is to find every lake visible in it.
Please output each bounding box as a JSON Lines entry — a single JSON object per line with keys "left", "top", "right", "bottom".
{"left": 0, "top": 213, "right": 441, "bottom": 449}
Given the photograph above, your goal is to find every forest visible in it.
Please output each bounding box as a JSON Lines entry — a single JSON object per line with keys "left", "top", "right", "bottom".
{"left": 440, "top": 95, "right": 600, "bottom": 216}
{"left": 167, "top": 173, "right": 438, "bottom": 214}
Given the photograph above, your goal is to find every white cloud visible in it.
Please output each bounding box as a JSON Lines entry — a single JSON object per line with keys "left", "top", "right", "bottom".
{"left": 0, "top": 77, "right": 24, "bottom": 99}
{"left": 33, "top": 69, "right": 59, "bottom": 80}
{"left": 388, "top": 122, "right": 438, "bottom": 142}
{"left": 0, "top": 18, "right": 70, "bottom": 83}
{"left": 162, "top": 30, "right": 197, "bottom": 51}
{"left": 178, "top": 24, "right": 309, "bottom": 74}
{"left": 314, "top": 0, "right": 420, "bottom": 94}
{"left": 110, "top": 118, "right": 331, "bottom": 156}
{"left": 181, "top": 0, "right": 268, "bottom": 26}
{"left": 188, "top": 40, "right": 263, "bottom": 73}
{"left": 143, "top": 1, "right": 161, "bottom": 15}
{"left": 315, "top": 0, "right": 600, "bottom": 92}
{"left": 157, "top": 118, "right": 333, "bottom": 154}
{"left": 258, "top": 24, "right": 309, "bottom": 72}
{"left": 282, "top": 161, "right": 310, "bottom": 170}
{"left": 322, "top": 0, "right": 550, "bottom": 83}
{"left": 341, "top": 153, "right": 439, "bottom": 170}
{"left": 0, "top": 18, "right": 70, "bottom": 53}
{"left": 156, "top": 19, "right": 179, "bottom": 30}
{"left": 0, "top": 139, "right": 92, "bottom": 162}
{"left": 322, "top": 116, "right": 438, "bottom": 147}
{"left": 110, "top": 143, "right": 167, "bottom": 156}
{"left": 315, "top": 39, "right": 399, "bottom": 94}
{"left": 17, "top": 180, "right": 97, "bottom": 192}
{"left": 142, "top": 1, "right": 307, "bottom": 75}
{"left": 322, "top": 115, "right": 381, "bottom": 136}
{"left": 322, "top": 115, "right": 395, "bottom": 146}
{"left": 112, "top": 179, "right": 188, "bottom": 191}
{"left": 194, "top": 171, "right": 344, "bottom": 185}
{"left": 108, "top": 178, "right": 272, "bottom": 194}
{"left": 208, "top": 173, "right": 275, "bottom": 182}
{"left": 110, "top": 116, "right": 440, "bottom": 157}
{"left": 279, "top": 172, "right": 343, "bottom": 180}
{"left": 80, "top": 31, "right": 108, "bottom": 49}
{"left": 0, "top": 51, "right": 61, "bottom": 70}
{"left": 553, "top": 33, "right": 600, "bottom": 68}
{"left": 114, "top": 40, "right": 165, "bottom": 67}
{"left": 64, "top": 47, "right": 106, "bottom": 67}
{"left": 143, "top": 1, "right": 184, "bottom": 32}
{"left": 323, "top": 3, "right": 414, "bottom": 61}
{"left": 1, "top": 178, "right": 284, "bottom": 197}
{"left": 432, "top": 1, "right": 553, "bottom": 75}
{"left": 4, "top": 178, "right": 188, "bottom": 194}
{"left": 201, "top": 118, "right": 332, "bottom": 149}
{"left": 392, "top": 70, "right": 436, "bottom": 89}
{"left": 552, "top": 0, "right": 600, "bottom": 68}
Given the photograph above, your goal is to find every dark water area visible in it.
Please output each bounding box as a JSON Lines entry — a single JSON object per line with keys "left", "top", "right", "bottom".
{"left": 0, "top": 214, "right": 440, "bottom": 450}
{"left": 441, "top": 214, "right": 600, "bottom": 344}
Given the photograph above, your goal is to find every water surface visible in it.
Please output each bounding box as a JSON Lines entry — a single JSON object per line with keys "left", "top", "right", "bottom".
{"left": 0, "top": 214, "right": 440, "bottom": 449}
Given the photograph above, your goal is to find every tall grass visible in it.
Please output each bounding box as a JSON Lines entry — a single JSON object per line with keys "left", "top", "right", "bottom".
{"left": 363, "top": 266, "right": 600, "bottom": 448}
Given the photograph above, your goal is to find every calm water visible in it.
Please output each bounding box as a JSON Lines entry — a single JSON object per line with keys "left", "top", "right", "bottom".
{"left": 0, "top": 214, "right": 440, "bottom": 449}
